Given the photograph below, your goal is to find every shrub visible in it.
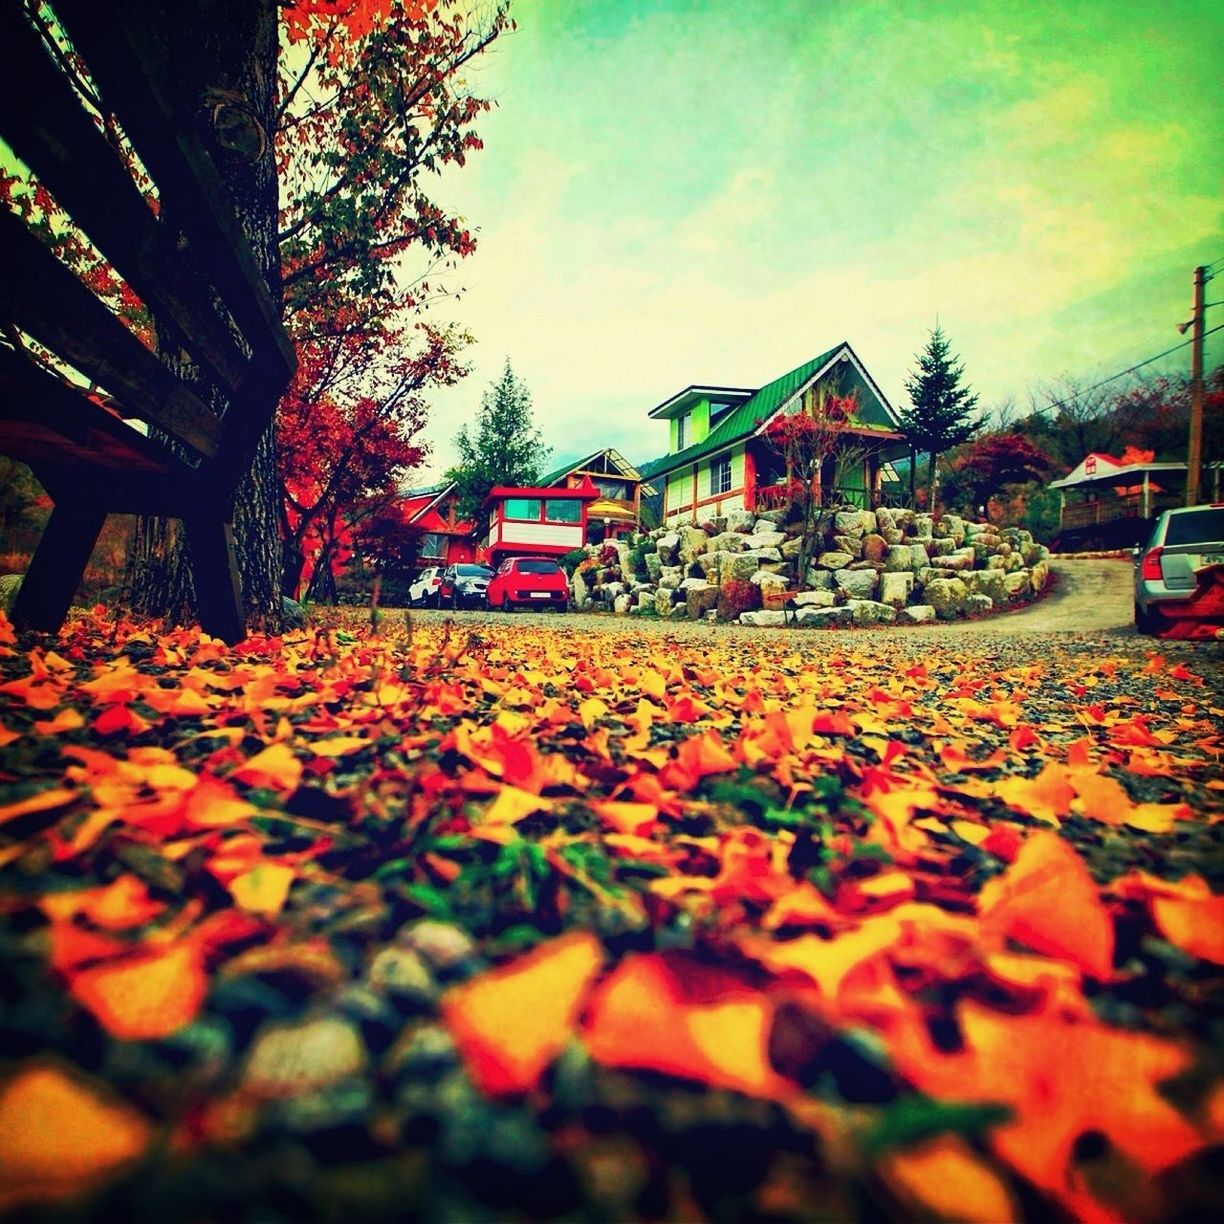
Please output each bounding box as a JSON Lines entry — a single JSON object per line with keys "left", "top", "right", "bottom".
{"left": 598, "top": 543, "right": 620, "bottom": 567}
{"left": 559, "top": 548, "right": 588, "bottom": 575}
{"left": 628, "top": 545, "right": 650, "bottom": 578}
{"left": 717, "top": 578, "right": 761, "bottom": 621}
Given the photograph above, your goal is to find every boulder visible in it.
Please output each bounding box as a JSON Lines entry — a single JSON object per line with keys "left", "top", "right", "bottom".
{"left": 834, "top": 568, "right": 879, "bottom": 599}
{"left": 679, "top": 576, "right": 710, "bottom": 591}
{"left": 966, "top": 593, "right": 994, "bottom": 615}
{"left": 928, "top": 536, "right": 957, "bottom": 556}
{"left": 781, "top": 536, "right": 805, "bottom": 559}
{"left": 1031, "top": 560, "right": 1050, "bottom": 592}
{"left": 678, "top": 526, "right": 708, "bottom": 563}
{"left": 912, "top": 514, "right": 935, "bottom": 540}
{"left": 726, "top": 509, "right": 757, "bottom": 534}
{"left": 686, "top": 585, "right": 720, "bottom": 619}
{"left": 847, "top": 599, "right": 897, "bottom": 626}
{"left": 964, "top": 521, "right": 993, "bottom": 538}
{"left": 987, "top": 555, "right": 1007, "bottom": 571}
{"left": 930, "top": 548, "right": 976, "bottom": 571}
{"left": 751, "top": 570, "right": 790, "bottom": 596}
{"left": 793, "top": 590, "right": 835, "bottom": 608}
{"left": 708, "top": 531, "right": 750, "bottom": 554}
{"left": 880, "top": 571, "right": 914, "bottom": 608}
{"left": 875, "top": 506, "right": 896, "bottom": 535}
{"left": 739, "top": 609, "right": 788, "bottom": 627}
{"left": 908, "top": 543, "right": 931, "bottom": 570}
{"left": 883, "top": 545, "right": 913, "bottom": 573}
{"left": 653, "top": 588, "right": 675, "bottom": 616}
{"left": 965, "top": 569, "right": 1007, "bottom": 604}
{"left": 795, "top": 605, "right": 853, "bottom": 629}
{"left": 645, "top": 552, "right": 663, "bottom": 582}
{"left": 817, "top": 551, "right": 854, "bottom": 570}
{"left": 635, "top": 590, "right": 654, "bottom": 610}
{"left": 666, "top": 603, "right": 689, "bottom": 619}
{"left": 803, "top": 568, "right": 835, "bottom": 590}
{"left": 925, "top": 577, "right": 969, "bottom": 620}
{"left": 282, "top": 596, "right": 306, "bottom": 629}
{"left": 832, "top": 534, "right": 864, "bottom": 559}
{"left": 655, "top": 532, "right": 681, "bottom": 564}
{"left": 754, "top": 508, "right": 787, "bottom": 525}
{"left": 723, "top": 553, "right": 761, "bottom": 582}
{"left": 658, "top": 566, "right": 683, "bottom": 590}
{"left": 900, "top": 604, "right": 936, "bottom": 624}
{"left": 601, "top": 581, "right": 626, "bottom": 601}
{"left": 1003, "top": 567, "right": 1033, "bottom": 597}
{"left": 834, "top": 510, "right": 873, "bottom": 537}
{"left": 748, "top": 529, "right": 786, "bottom": 552}
{"left": 862, "top": 533, "right": 888, "bottom": 564}
{"left": 614, "top": 593, "right": 633, "bottom": 615}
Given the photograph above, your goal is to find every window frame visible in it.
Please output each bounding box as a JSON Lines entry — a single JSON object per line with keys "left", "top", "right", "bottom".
{"left": 710, "top": 455, "right": 732, "bottom": 495}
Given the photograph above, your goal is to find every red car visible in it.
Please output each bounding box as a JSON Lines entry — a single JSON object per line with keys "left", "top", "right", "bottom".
{"left": 486, "top": 556, "right": 570, "bottom": 612}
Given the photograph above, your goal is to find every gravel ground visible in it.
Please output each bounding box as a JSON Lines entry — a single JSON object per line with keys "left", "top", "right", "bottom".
{"left": 406, "top": 558, "right": 1222, "bottom": 656}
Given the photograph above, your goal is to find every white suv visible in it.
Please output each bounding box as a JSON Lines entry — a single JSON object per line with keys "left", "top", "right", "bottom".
{"left": 1133, "top": 505, "right": 1224, "bottom": 633}
{"left": 408, "top": 566, "right": 443, "bottom": 607}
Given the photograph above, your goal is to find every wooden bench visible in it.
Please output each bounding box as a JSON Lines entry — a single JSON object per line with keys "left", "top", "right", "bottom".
{"left": 0, "top": 2, "right": 294, "bottom": 643}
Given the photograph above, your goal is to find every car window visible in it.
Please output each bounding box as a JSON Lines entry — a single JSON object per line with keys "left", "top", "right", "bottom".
{"left": 1164, "top": 508, "right": 1224, "bottom": 547}
{"left": 517, "top": 559, "right": 560, "bottom": 574}
{"left": 456, "top": 565, "right": 488, "bottom": 576}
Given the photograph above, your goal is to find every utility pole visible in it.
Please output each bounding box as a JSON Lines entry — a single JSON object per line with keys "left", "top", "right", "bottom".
{"left": 1185, "top": 265, "right": 1206, "bottom": 506}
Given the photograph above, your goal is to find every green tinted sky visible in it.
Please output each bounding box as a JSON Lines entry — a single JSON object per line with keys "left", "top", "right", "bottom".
{"left": 425, "top": 0, "right": 1223, "bottom": 476}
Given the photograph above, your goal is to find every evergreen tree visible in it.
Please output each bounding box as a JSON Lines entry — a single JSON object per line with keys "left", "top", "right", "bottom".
{"left": 900, "top": 325, "right": 981, "bottom": 508}
{"left": 449, "top": 361, "right": 551, "bottom": 520}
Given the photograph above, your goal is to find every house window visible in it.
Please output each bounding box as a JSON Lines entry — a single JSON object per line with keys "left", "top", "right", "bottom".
{"left": 544, "top": 499, "right": 581, "bottom": 523}
{"left": 676, "top": 413, "right": 687, "bottom": 450}
{"left": 504, "top": 498, "right": 542, "bottom": 520}
{"left": 710, "top": 456, "right": 732, "bottom": 495}
{"left": 420, "top": 532, "right": 445, "bottom": 559}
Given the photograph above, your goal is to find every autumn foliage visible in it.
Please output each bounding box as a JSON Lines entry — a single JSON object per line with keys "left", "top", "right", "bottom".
{"left": 0, "top": 605, "right": 1221, "bottom": 1218}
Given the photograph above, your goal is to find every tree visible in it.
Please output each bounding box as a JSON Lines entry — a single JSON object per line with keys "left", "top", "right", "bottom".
{"left": 942, "top": 432, "right": 1055, "bottom": 517}
{"left": 900, "top": 325, "right": 981, "bottom": 508}
{"left": 761, "top": 385, "right": 858, "bottom": 589}
{"left": 449, "top": 361, "right": 551, "bottom": 521}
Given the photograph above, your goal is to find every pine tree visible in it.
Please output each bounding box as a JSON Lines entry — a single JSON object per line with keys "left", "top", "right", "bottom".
{"left": 449, "top": 361, "right": 551, "bottom": 520}
{"left": 900, "top": 325, "right": 980, "bottom": 508}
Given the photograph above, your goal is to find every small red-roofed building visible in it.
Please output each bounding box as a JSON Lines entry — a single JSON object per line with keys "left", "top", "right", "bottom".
{"left": 483, "top": 478, "right": 601, "bottom": 565}
{"left": 400, "top": 482, "right": 477, "bottom": 569}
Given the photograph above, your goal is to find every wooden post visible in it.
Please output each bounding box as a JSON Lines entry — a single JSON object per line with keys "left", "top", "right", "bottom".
{"left": 1141, "top": 471, "right": 1150, "bottom": 520}
{"left": 11, "top": 502, "right": 106, "bottom": 633}
{"left": 185, "top": 517, "right": 244, "bottom": 644}
{"left": 1186, "top": 265, "right": 1206, "bottom": 506}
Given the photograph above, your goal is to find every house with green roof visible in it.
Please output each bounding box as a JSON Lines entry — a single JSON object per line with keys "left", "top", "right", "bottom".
{"left": 538, "top": 448, "right": 656, "bottom": 543}
{"left": 638, "top": 342, "right": 909, "bottom": 525}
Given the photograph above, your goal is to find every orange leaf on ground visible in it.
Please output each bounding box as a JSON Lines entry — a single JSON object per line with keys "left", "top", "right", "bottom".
{"left": 41, "top": 875, "right": 163, "bottom": 930}
{"left": 479, "top": 785, "right": 552, "bottom": 825}
{"left": 229, "top": 862, "right": 296, "bottom": 917}
{"left": 1114, "top": 872, "right": 1224, "bottom": 963}
{"left": 979, "top": 831, "right": 1114, "bottom": 978}
{"left": 70, "top": 941, "right": 207, "bottom": 1040}
{"left": 0, "top": 787, "right": 77, "bottom": 827}
{"left": 583, "top": 952, "right": 785, "bottom": 1098}
{"left": 879, "top": 1136, "right": 1017, "bottom": 1224}
{"left": 891, "top": 1001, "right": 1203, "bottom": 1218}
{"left": 441, "top": 931, "right": 603, "bottom": 1096}
{"left": 990, "top": 762, "right": 1074, "bottom": 825}
{"left": 0, "top": 1064, "right": 152, "bottom": 1212}
{"left": 232, "top": 743, "right": 302, "bottom": 792}
{"left": 590, "top": 800, "right": 659, "bottom": 836}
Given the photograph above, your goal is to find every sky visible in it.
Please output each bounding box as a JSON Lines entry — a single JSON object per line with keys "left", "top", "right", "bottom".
{"left": 415, "top": 0, "right": 1224, "bottom": 484}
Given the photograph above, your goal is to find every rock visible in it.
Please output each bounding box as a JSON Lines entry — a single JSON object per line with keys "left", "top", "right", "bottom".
{"left": 965, "top": 569, "right": 1007, "bottom": 604}
{"left": 750, "top": 547, "right": 784, "bottom": 565}
{"left": 847, "top": 599, "right": 897, "bottom": 626}
{"left": 793, "top": 590, "right": 835, "bottom": 608}
{"left": 754, "top": 508, "right": 787, "bottom": 525}
{"left": 602, "top": 581, "right": 626, "bottom": 600}
{"left": 803, "top": 568, "right": 835, "bottom": 590}
{"left": 834, "top": 510, "right": 872, "bottom": 537}
{"left": 966, "top": 593, "right": 994, "bottom": 615}
{"left": 925, "top": 577, "right": 969, "bottom": 620}
{"left": 882, "top": 546, "right": 913, "bottom": 573}
{"left": 781, "top": 536, "right": 805, "bottom": 559}
{"left": 900, "top": 604, "right": 936, "bottom": 624}
{"left": 399, "top": 920, "right": 476, "bottom": 973}
{"left": 862, "top": 533, "right": 888, "bottom": 564}
{"left": 928, "top": 536, "right": 956, "bottom": 556}
{"left": 678, "top": 576, "right": 710, "bottom": 591}
{"left": 875, "top": 506, "right": 896, "bottom": 535}
{"left": 645, "top": 552, "right": 663, "bottom": 582}
{"left": 964, "top": 521, "right": 993, "bottom": 537}
{"left": 917, "top": 567, "right": 939, "bottom": 587}
{"left": 655, "top": 532, "right": 681, "bottom": 564}
{"left": 880, "top": 571, "right": 914, "bottom": 608}
{"left": 678, "top": 526, "right": 708, "bottom": 563}
{"left": 723, "top": 552, "right": 762, "bottom": 582}
{"left": 615, "top": 542, "right": 634, "bottom": 582}
{"left": 751, "top": 571, "right": 790, "bottom": 596}
{"left": 817, "top": 551, "right": 854, "bottom": 570}
{"left": 795, "top": 605, "right": 853, "bottom": 628}
{"left": 0, "top": 574, "right": 22, "bottom": 615}
{"left": 1031, "top": 560, "right": 1050, "bottom": 592}
{"left": 571, "top": 570, "right": 590, "bottom": 608}
{"left": 748, "top": 529, "right": 786, "bottom": 551}
{"left": 1003, "top": 567, "right": 1033, "bottom": 597}
{"left": 665, "top": 603, "right": 689, "bottom": 619}
{"left": 281, "top": 596, "right": 306, "bottom": 629}
{"left": 908, "top": 543, "right": 930, "bottom": 570}
{"left": 912, "top": 514, "right": 934, "bottom": 539}
{"left": 708, "top": 531, "right": 750, "bottom": 554}
{"left": 834, "top": 569, "right": 879, "bottom": 599}
{"left": 244, "top": 1016, "right": 366, "bottom": 1096}
{"left": 658, "top": 566, "right": 683, "bottom": 590}
{"left": 367, "top": 948, "right": 436, "bottom": 1005}
{"left": 987, "top": 555, "right": 1007, "bottom": 571}
{"left": 739, "top": 609, "right": 788, "bottom": 627}
{"left": 726, "top": 509, "right": 757, "bottom": 534}
{"left": 654, "top": 588, "right": 675, "bottom": 616}
{"left": 930, "top": 548, "right": 976, "bottom": 571}
{"left": 686, "top": 586, "right": 720, "bottom": 619}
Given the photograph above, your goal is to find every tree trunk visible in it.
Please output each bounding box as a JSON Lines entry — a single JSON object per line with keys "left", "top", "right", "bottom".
{"left": 127, "top": 0, "right": 284, "bottom": 630}
{"left": 926, "top": 450, "right": 938, "bottom": 512}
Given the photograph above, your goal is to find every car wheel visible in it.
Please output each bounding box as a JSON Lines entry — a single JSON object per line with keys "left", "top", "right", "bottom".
{"left": 553, "top": 601, "right": 567, "bottom": 613}
{"left": 1134, "top": 601, "right": 1165, "bottom": 636}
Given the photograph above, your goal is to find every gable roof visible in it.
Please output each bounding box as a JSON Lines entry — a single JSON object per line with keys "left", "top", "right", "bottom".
{"left": 645, "top": 342, "right": 902, "bottom": 477}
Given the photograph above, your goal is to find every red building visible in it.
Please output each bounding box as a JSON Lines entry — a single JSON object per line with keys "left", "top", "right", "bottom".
{"left": 482, "top": 479, "right": 600, "bottom": 565}
{"left": 399, "top": 482, "right": 476, "bottom": 569}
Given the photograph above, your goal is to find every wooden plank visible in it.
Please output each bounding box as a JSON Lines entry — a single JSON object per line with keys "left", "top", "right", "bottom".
{"left": 0, "top": 208, "right": 222, "bottom": 458}
{"left": 185, "top": 517, "right": 245, "bottom": 644}
{"left": 0, "top": 8, "right": 248, "bottom": 396}
{"left": 54, "top": 0, "right": 295, "bottom": 379}
{"left": 11, "top": 501, "right": 106, "bottom": 634}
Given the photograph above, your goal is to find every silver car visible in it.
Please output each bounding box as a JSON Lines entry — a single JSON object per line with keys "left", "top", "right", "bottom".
{"left": 1133, "top": 505, "right": 1224, "bottom": 633}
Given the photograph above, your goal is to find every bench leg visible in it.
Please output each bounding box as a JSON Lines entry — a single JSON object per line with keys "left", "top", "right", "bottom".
{"left": 11, "top": 502, "right": 106, "bottom": 634}
{"left": 185, "top": 517, "right": 245, "bottom": 645}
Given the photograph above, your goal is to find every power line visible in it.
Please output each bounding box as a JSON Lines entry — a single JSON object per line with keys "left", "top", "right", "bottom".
{"left": 1031, "top": 324, "right": 1223, "bottom": 418}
